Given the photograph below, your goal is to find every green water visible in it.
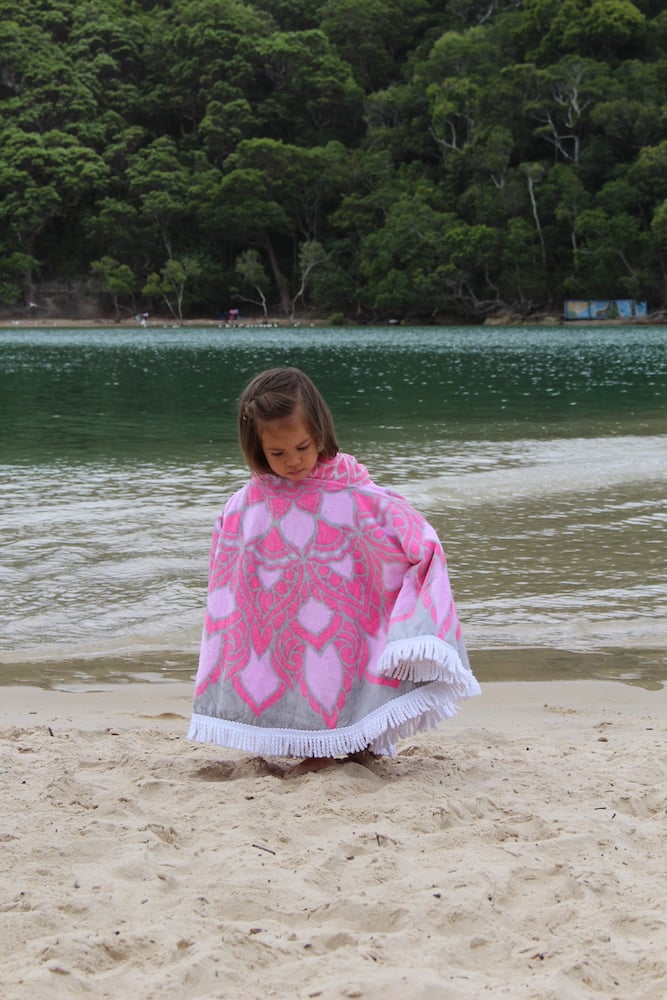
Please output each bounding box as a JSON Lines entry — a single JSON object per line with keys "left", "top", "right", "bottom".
{"left": 2, "top": 325, "right": 664, "bottom": 463}
{"left": 1, "top": 324, "right": 665, "bottom": 688}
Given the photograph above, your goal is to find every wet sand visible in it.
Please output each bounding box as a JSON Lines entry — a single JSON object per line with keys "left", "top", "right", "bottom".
{"left": 2, "top": 645, "right": 665, "bottom": 691}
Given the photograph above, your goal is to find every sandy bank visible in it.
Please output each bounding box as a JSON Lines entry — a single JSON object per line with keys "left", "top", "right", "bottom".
{"left": 1, "top": 680, "right": 665, "bottom": 998}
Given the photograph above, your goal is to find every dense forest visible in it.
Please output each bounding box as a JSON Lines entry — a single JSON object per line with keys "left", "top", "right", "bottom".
{"left": 1, "top": 0, "right": 667, "bottom": 322}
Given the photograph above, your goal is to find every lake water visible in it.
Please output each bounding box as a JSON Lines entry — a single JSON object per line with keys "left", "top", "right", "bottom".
{"left": 1, "top": 323, "right": 665, "bottom": 690}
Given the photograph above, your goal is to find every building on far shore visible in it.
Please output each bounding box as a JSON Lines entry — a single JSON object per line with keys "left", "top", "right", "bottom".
{"left": 563, "top": 299, "right": 647, "bottom": 321}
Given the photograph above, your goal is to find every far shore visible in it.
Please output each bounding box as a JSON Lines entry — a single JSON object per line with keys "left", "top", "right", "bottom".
{"left": 1, "top": 312, "right": 665, "bottom": 330}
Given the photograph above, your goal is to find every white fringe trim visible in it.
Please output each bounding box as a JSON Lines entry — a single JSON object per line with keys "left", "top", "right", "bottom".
{"left": 187, "top": 678, "right": 480, "bottom": 759}
{"left": 377, "top": 635, "right": 471, "bottom": 684}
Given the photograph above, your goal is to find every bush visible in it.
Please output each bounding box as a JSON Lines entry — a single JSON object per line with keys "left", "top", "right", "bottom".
{"left": 326, "top": 312, "right": 350, "bottom": 326}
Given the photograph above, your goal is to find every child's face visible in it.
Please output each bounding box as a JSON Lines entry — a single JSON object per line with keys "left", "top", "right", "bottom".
{"left": 259, "top": 410, "right": 320, "bottom": 481}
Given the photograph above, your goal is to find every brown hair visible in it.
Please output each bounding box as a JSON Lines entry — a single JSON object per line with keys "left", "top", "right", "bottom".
{"left": 237, "top": 367, "right": 339, "bottom": 474}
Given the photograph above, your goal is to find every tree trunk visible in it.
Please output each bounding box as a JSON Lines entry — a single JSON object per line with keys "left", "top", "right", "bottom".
{"left": 262, "top": 235, "right": 290, "bottom": 315}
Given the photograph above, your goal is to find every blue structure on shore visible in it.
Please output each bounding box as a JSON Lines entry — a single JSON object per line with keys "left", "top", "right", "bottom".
{"left": 563, "top": 299, "right": 647, "bottom": 320}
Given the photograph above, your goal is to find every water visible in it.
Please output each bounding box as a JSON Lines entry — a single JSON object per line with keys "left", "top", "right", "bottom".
{"left": 1, "top": 324, "right": 665, "bottom": 689}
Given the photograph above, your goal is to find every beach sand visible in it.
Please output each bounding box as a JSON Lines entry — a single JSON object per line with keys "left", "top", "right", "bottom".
{"left": 1, "top": 680, "right": 665, "bottom": 999}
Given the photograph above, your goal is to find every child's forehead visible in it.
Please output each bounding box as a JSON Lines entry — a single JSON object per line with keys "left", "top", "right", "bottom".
{"left": 260, "top": 410, "right": 311, "bottom": 441}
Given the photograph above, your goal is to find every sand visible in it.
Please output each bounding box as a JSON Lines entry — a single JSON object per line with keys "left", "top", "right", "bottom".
{"left": 1, "top": 680, "right": 665, "bottom": 1000}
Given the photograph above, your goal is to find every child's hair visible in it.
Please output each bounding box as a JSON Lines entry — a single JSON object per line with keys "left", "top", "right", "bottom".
{"left": 237, "top": 367, "right": 339, "bottom": 474}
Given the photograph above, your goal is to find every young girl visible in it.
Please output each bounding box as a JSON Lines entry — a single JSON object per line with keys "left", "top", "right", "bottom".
{"left": 188, "top": 366, "right": 480, "bottom": 774}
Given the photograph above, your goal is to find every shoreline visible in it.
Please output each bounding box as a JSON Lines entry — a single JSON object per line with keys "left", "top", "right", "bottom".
{"left": 1, "top": 314, "right": 665, "bottom": 330}
{"left": 2, "top": 678, "right": 666, "bottom": 998}
{"left": 1, "top": 644, "right": 665, "bottom": 692}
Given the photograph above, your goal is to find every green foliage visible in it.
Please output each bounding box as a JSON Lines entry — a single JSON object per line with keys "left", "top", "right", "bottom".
{"left": 234, "top": 248, "right": 270, "bottom": 316}
{"left": 143, "top": 256, "right": 202, "bottom": 320}
{"left": 256, "top": 30, "right": 365, "bottom": 145}
{"left": 0, "top": 250, "right": 38, "bottom": 304}
{"left": 319, "top": 0, "right": 434, "bottom": 91}
{"left": 91, "top": 255, "right": 135, "bottom": 316}
{"left": 326, "top": 311, "right": 350, "bottom": 326}
{"left": 650, "top": 199, "right": 667, "bottom": 255}
{"left": 1, "top": 0, "right": 666, "bottom": 320}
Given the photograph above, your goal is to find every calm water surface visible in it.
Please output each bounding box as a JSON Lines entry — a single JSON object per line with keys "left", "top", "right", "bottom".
{"left": 1, "top": 324, "right": 665, "bottom": 689}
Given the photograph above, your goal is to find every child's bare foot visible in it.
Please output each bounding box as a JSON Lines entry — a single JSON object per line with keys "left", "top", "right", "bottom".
{"left": 282, "top": 749, "right": 383, "bottom": 777}
{"left": 283, "top": 756, "right": 343, "bottom": 779}
{"left": 346, "top": 748, "right": 383, "bottom": 766}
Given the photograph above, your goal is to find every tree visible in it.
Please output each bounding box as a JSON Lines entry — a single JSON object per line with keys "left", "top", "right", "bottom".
{"left": 520, "top": 0, "right": 645, "bottom": 64}
{"left": 500, "top": 217, "right": 545, "bottom": 310}
{"left": 91, "top": 255, "right": 135, "bottom": 318}
{"left": 143, "top": 256, "right": 202, "bottom": 321}
{"left": 2, "top": 0, "right": 666, "bottom": 321}
{"left": 198, "top": 95, "right": 258, "bottom": 166}
{"left": 142, "top": 0, "right": 270, "bottom": 137}
{"left": 82, "top": 195, "right": 145, "bottom": 272}
{"left": 66, "top": 0, "right": 150, "bottom": 131}
{"left": 527, "top": 58, "right": 607, "bottom": 165}
{"left": 0, "top": 126, "right": 108, "bottom": 293}
{"left": 234, "top": 249, "right": 270, "bottom": 317}
{"left": 420, "top": 27, "right": 505, "bottom": 159}
{"left": 650, "top": 200, "right": 667, "bottom": 253}
{"left": 582, "top": 0, "right": 646, "bottom": 60}
{"left": 628, "top": 140, "right": 667, "bottom": 206}
{"left": 126, "top": 137, "right": 191, "bottom": 260}
{"left": 650, "top": 199, "right": 667, "bottom": 307}
{"left": 256, "top": 30, "right": 364, "bottom": 146}
{"left": 290, "top": 240, "right": 328, "bottom": 319}
{"left": 320, "top": 0, "right": 433, "bottom": 91}
{"left": 0, "top": 250, "right": 38, "bottom": 305}
{"left": 574, "top": 207, "right": 648, "bottom": 295}
{"left": 519, "top": 162, "right": 548, "bottom": 269}
{"left": 209, "top": 166, "right": 292, "bottom": 314}
{"left": 357, "top": 188, "right": 500, "bottom": 319}
{"left": 549, "top": 163, "right": 590, "bottom": 257}
{"left": 201, "top": 139, "right": 347, "bottom": 313}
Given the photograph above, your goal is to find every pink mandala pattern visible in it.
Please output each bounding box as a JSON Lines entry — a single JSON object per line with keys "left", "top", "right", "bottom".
{"left": 195, "top": 453, "right": 464, "bottom": 731}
